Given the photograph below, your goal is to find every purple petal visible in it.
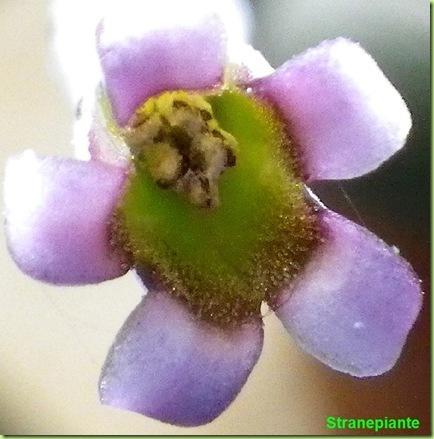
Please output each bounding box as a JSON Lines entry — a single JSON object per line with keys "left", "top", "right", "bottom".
{"left": 250, "top": 38, "right": 412, "bottom": 180}
{"left": 273, "top": 209, "right": 422, "bottom": 377}
{"left": 4, "top": 150, "right": 128, "bottom": 284}
{"left": 99, "top": 289, "right": 263, "bottom": 426}
{"left": 97, "top": 12, "right": 226, "bottom": 126}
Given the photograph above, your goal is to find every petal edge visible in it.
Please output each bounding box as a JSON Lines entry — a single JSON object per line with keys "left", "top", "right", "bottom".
{"left": 4, "top": 151, "right": 128, "bottom": 284}
{"left": 99, "top": 288, "right": 263, "bottom": 426}
{"left": 97, "top": 11, "right": 227, "bottom": 126}
{"left": 251, "top": 38, "right": 412, "bottom": 181}
{"left": 273, "top": 209, "right": 422, "bottom": 377}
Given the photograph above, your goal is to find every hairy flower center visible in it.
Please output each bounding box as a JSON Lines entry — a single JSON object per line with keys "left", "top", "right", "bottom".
{"left": 112, "top": 89, "right": 319, "bottom": 326}
{"left": 122, "top": 92, "right": 238, "bottom": 208}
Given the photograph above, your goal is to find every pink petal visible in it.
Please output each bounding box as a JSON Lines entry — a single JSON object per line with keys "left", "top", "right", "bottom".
{"left": 97, "top": 12, "right": 226, "bottom": 126}
{"left": 272, "top": 209, "right": 422, "bottom": 377}
{"left": 99, "top": 289, "right": 263, "bottom": 426}
{"left": 250, "top": 38, "right": 412, "bottom": 181}
{"left": 4, "top": 150, "right": 128, "bottom": 284}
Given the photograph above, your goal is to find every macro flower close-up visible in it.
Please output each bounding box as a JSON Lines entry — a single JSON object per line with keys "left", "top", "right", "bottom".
{"left": 1, "top": 0, "right": 429, "bottom": 435}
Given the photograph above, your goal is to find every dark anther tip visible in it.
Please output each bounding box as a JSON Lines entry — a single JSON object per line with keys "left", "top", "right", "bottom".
{"left": 226, "top": 149, "right": 237, "bottom": 167}
{"left": 200, "top": 109, "right": 212, "bottom": 121}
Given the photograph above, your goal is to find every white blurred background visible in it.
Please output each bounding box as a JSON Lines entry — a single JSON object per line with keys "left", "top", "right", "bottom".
{"left": 0, "top": 0, "right": 429, "bottom": 435}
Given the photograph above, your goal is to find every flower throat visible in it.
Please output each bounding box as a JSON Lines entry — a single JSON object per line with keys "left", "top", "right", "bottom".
{"left": 113, "top": 89, "right": 319, "bottom": 326}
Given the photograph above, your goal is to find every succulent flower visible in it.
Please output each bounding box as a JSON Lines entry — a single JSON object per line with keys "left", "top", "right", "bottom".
{"left": 4, "top": 7, "right": 422, "bottom": 427}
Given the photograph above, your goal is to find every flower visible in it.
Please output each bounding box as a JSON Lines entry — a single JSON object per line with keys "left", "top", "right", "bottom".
{"left": 4, "top": 7, "right": 422, "bottom": 428}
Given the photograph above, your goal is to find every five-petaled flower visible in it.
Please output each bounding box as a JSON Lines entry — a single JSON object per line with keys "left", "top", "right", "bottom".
{"left": 4, "top": 7, "right": 422, "bottom": 427}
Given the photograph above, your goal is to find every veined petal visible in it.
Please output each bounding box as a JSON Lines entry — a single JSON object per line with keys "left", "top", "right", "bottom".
{"left": 99, "top": 288, "right": 263, "bottom": 426}
{"left": 250, "top": 38, "right": 412, "bottom": 181}
{"left": 272, "top": 209, "right": 422, "bottom": 377}
{"left": 97, "top": 9, "right": 227, "bottom": 126}
{"left": 4, "top": 150, "right": 128, "bottom": 284}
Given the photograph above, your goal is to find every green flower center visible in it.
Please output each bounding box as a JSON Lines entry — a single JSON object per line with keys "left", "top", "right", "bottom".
{"left": 111, "top": 88, "right": 319, "bottom": 326}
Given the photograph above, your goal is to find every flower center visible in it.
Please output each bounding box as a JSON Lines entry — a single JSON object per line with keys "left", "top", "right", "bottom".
{"left": 111, "top": 88, "right": 319, "bottom": 326}
{"left": 122, "top": 91, "right": 237, "bottom": 208}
